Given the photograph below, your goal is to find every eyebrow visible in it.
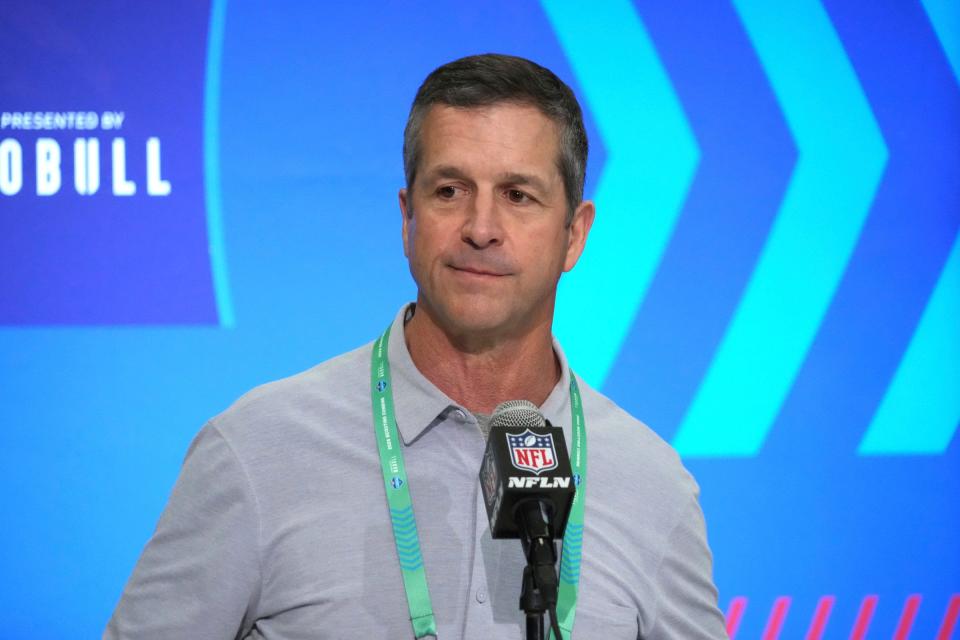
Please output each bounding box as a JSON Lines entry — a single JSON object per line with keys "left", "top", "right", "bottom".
{"left": 496, "top": 172, "right": 549, "bottom": 195}
{"left": 423, "top": 165, "right": 550, "bottom": 194}
{"left": 424, "top": 165, "right": 473, "bottom": 184}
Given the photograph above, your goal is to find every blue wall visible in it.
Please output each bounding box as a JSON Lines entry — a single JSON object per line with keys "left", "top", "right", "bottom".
{"left": 1, "top": 1, "right": 957, "bottom": 637}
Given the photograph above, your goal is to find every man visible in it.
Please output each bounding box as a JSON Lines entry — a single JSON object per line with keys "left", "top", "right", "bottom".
{"left": 106, "top": 54, "right": 727, "bottom": 639}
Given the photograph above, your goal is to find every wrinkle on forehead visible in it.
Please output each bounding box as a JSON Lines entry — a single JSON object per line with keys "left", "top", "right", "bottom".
{"left": 417, "top": 104, "right": 563, "bottom": 193}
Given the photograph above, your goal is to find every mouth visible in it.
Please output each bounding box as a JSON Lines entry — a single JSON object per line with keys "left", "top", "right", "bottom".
{"left": 448, "top": 264, "right": 510, "bottom": 278}
{"left": 453, "top": 267, "right": 504, "bottom": 276}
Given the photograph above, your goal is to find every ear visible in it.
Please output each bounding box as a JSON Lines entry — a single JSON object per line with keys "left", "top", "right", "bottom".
{"left": 399, "top": 188, "right": 412, "bottom": 258}
{"left": 563, "top": 200, "right": 595, "bottom": 272}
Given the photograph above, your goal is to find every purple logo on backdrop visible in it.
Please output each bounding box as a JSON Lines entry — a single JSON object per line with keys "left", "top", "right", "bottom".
{"left": 0, "top": 3, "right": 221, "bottom": 325}
{"left": 507, "top": 430, "right": 558, "bottom": 475}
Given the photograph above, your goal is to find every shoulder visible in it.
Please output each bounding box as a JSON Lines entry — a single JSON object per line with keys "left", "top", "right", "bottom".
{"left": 577, "top": 376, "right": 699, "bottom": 506}
{"left": 208, "top": 340, "right": 374, "bottom": 449}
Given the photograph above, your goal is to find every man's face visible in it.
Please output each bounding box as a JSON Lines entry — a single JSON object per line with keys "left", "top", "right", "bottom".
{"left": 400, "top": 103, "right": 593, "bottom": 342}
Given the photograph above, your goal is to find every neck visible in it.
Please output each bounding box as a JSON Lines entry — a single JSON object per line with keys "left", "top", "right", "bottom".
{"left": 403, "top": 304, "right": 561, "bottom": 415}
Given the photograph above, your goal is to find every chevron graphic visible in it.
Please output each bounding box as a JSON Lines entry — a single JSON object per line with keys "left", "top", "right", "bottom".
{"left": 673, "top": 0, "right": 888, "bottom": 456}
{"left": 390, "top": 506, "right": 424, "bottom": 571}
{"left": 599, "top": 0, "right": 796, "bottom": 441}
{"left": 850, "top": 0, "right": 960, "bottom": 455}
{"left": 859, "top": 232, "right": 960, "bottom": 454}
{"left": 922, "top": 0, "right": 960, "bottom": 85}
{"left": 559, "top": 523, "right": 583, "bottom": 585}
{"left": 542, "top": 0, "right": 700, "bottom": 388}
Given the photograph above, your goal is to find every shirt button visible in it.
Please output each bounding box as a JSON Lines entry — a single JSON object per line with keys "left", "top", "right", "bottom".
{"left": 476, "top": 589, "right": 487, "bottom": 603}
{"left": 453, "top": 409, "right": 467, "bottom": 421}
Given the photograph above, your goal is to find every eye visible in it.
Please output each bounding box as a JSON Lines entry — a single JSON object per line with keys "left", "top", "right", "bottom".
{"left": 436, "top": 185, "right": 460, "bottom": 199}
{"left": 506, "top": 189, "right": 530, "bottom": 203}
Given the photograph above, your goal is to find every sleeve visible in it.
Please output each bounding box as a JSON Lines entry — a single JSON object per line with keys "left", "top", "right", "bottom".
{"left": 646, "top": 495, "right": 729, "bottom": 640}
{"left": 103, "top": 423, "right": 262, "bottom": 640}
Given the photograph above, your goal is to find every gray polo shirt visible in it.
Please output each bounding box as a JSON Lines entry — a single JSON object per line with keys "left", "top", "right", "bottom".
{"left": 105, "top": 305, "right": 727, "bottom": 639}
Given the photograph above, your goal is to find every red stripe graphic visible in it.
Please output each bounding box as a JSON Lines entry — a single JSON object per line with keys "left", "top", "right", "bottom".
{"left": 936, "top": 594, "right": 960, "bottom": 640}
{"left": 850, "top": 595, "right": 878, "bottom": 640}
{"left": 725, "top": 596, "right": 748, "bottom": 639}
{"left": 722, "top": 591, "right": 954, "bottom": 639}
{"left": 805, "top": 595, "right": 835, "bottom": 640}
{"left": 893, "top": 594, "right": 922, "bottom": 640}
{"left": 762, "top": 597, "right": 791, "bottom": 640}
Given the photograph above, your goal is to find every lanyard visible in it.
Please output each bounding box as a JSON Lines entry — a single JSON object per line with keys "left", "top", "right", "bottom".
{"left": 370, "top": 323, "right": 587, "bottom": 639}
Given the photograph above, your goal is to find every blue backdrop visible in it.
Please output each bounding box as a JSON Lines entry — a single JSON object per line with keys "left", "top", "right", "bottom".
{"left": 1, "top": 1, "right": 958, "bottom": 637}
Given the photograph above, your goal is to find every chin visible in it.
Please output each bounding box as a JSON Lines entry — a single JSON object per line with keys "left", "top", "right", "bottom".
{"left": 449, "top": 310, "right": 509, "bottom": 335}
{"left": 439, "top": 300, "right": 513, "bottom": 336}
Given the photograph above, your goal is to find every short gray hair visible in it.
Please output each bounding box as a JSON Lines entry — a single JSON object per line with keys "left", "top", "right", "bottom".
{"left": 403, "top": 53, "right": 588, "bottom": 225}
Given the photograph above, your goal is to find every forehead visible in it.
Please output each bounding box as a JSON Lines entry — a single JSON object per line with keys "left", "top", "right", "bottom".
{"left": 417, "top": 103, "right": 562, "bottom": 182}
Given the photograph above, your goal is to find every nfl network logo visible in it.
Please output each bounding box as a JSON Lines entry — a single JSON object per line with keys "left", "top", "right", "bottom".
{"left": 507, "top": 430, "right": 558, "bottom": 475}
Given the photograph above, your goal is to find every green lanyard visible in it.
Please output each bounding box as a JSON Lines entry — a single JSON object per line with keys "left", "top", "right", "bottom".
{"left": 370, "top": 323, "right": 587, "bottom": 639}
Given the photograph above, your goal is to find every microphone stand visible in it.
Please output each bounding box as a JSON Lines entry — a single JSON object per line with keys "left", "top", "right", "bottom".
{"left": 516, "top": 500, "right": 564, "bottom": 640}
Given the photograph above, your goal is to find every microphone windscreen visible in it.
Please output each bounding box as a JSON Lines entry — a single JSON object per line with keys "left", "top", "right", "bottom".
{"left": 490, "top": 399, "right": 546, "bottom": 429}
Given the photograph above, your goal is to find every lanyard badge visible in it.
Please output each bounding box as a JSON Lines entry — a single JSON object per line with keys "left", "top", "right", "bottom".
{"left": 370, "top": 324, "right": 587, "bottom": 639}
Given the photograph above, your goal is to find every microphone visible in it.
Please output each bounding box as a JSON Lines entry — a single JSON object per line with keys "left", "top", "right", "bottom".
{"left": 478, "top": 400, "right": 575, "bottom": 640}
{"left": 479, "top": 400, "right": 575, "bottom": 540}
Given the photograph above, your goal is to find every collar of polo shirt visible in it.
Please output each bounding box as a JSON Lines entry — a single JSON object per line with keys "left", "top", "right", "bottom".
{"left": 387, "top": 303, "right": 575, "bottom": 446}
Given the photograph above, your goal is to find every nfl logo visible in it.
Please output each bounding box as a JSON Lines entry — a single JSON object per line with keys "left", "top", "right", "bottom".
{"left": 507, "top": 429, "right": 558, "bottom": 475}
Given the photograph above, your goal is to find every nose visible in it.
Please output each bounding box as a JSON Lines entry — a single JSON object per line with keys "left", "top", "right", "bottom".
{"left": 461, "top": 191, "right": 503, "bottom": 249}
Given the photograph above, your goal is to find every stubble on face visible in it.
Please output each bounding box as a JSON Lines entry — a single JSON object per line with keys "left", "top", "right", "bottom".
{"left": 400, "top": 103, "right": 573, "bottom": 350}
